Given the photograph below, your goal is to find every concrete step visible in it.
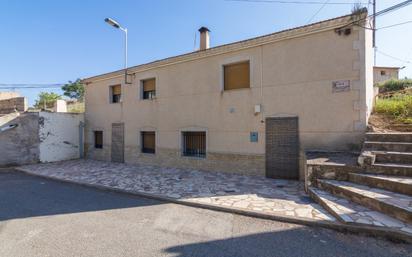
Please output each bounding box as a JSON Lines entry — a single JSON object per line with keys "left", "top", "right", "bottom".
{"left": 364, "top": 141, "right": 412, "bottom": 152}
{"left": 348, "top": 173, "right": 412, "bottom": 196}
{"left": 374, "top": 151, "right": 412, "bottom": 165}
{"left": 366, "top": 132, "right": 412, "bottom": 143}
{"left": 308, "top": 187, "right": 412, "bottom": 234}
{"left": 317, "top": 179, "right": 412, "bottom": 223}
{"left": 366, "top": 163, "right": 412, "bottom": 177}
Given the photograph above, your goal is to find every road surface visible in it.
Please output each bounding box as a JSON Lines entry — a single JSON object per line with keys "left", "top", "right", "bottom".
{"left": 0, "top": 170, "right": 411, "bottom": 257}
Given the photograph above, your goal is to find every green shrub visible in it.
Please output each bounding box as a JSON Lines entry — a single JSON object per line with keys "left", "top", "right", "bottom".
{"left": 375, "top": 94, "right": 412, "bottom": 123}
{"left": 378, "top": 79, "right": 412, "bottom": 93}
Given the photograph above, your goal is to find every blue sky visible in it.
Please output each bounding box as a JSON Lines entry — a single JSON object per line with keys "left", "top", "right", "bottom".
{"left": 0, "top": 0, "right": 411, "bottom": 106}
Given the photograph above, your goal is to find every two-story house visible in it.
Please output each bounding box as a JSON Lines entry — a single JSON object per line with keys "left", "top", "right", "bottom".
{"left": 82, "top": 10, "right": 374, "bottom": 180}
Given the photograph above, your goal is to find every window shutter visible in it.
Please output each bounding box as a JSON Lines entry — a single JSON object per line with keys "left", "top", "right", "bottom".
{"left": 224, "top": 61, "right": 250, "bottom": 90}
{"left": 143, "top": 78, "right": 156, "bottom": 92}
{"left": 141, "top": 131, "right": 155, "bottom": 153}
{"left": 112, "top": 85, "right": 121, "bottom": 95}
{"left": 143, "top": 132, "right": 155, "bottom": 149}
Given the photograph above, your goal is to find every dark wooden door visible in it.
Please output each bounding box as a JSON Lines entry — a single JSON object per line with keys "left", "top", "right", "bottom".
{"left": 265, "top": 117, "right": 299, "bottom": 179}
{"left": 111, "top": 123, "right": 124, "bottom": 163}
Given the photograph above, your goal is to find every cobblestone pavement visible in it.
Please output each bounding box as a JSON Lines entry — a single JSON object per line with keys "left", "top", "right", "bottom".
{"left": 18, "top": 160, "right": 335, "bottom": 222}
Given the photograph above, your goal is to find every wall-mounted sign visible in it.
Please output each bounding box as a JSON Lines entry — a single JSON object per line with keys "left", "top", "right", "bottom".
{"left": 250, "top": 132, "right": 258, "bottom": 142}
{"left": 332, "top": 80, "right": 350, "bottom": 93}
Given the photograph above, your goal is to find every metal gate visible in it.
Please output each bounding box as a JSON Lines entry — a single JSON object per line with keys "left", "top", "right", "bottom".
{"left": 265, "top": 117, "right": 299, "bottom": 179}
{"left": 111, "top": 123, "right": 124, "bottom": 163}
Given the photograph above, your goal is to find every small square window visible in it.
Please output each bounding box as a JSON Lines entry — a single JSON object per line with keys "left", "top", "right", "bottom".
{"left": 94, "top": 131, "right": 103, "bottom": 149}
{"left": 224, "top": 61, "right": 250, "bottom": 90}
{"left": 182, "top": 131, "right": 206, "bottom": 158}
{"left": 380, "top": 70, "right": 386, "bottom": 76}
{"left": 110, "top": 84, "right": 121, "bottom": 103}
{"left": 141, "top": 131, "right": 155, "bottom": 154}
{"left": 142, "top": 78, "right": 156, "bottom": 100}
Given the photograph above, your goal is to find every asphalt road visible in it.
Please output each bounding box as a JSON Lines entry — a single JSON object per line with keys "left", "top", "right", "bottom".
{"left": 0, "top": 170, "right": 411, "bottom": 257}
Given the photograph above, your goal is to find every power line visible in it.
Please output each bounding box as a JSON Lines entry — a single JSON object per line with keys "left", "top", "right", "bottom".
{"left": 341, "top": 0, "right": 412, "bottom": 28}
{"left": 377, "top": 49, "right": 411, "bottom": 64}
{"left": 307, "top": 0, "right": 330, "bottom": 23}
{"left": 372, "top": 0, "right": 412, "bottom": 18}
{"left": 0, "top": 84, "right": 64, "bottom": 87}
{"left": 0, "top": 84, "right": 64, "bottom": 90}
{"left": 0, "top": 87, "right": 62, "bottom": 90}
{"left": 225, "top": 0, "right": 367, "bottom": 4}
{"left": 377, "top": 20, "right": 412, "bottom": 30}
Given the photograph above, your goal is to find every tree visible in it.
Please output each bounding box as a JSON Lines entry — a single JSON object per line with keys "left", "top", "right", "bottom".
{"left": 61, "top": 79, "right": 85, "bottom": 101}
{"left": 34, "top": 92, "right": 62, "bottom": 109}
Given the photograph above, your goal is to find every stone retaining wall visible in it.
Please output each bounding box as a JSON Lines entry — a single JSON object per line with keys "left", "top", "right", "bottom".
{"left": 305, "top": 164, "right": 363, "bottom": 191}
{"left": 0, "top": 97, "right": 27, "bottom": 114}
{"left": 0, "top": 113, "right": 40, "bottom": 166}
{"left": 0, "top": 92, "right": 20, "bottom": 101}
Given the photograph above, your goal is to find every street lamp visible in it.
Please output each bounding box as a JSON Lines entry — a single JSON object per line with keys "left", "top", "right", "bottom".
{"left": 105, "top": 18, "right": 129, "bottom": 83}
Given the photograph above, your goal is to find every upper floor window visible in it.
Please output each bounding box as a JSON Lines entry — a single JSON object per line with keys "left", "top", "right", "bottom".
{"left": 224, "top": 61, "right": 250, "bottom": 90}
{"left": 94, "top": 131, "right": 103, "bottom": 149}
{"left": 142, "top": 78, "right": 156, "bottom": 100}
{"left": 110, "top": 84, "right": 121, "bottom": 103}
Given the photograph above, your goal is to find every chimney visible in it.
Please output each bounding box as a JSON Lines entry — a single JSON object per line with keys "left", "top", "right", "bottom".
{"left": 198, "top": 27, "right": 210, "bottom": 50}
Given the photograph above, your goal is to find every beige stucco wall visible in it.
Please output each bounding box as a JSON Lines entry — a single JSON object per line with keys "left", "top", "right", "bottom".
{"left": 84, "top": 20, "right": 372, "bottom": 176}
{"left": 363, "top": 22, "right": 375, "bottom": 122}
{"left": 39, "top": 112, "right": 84, "bottom": 163}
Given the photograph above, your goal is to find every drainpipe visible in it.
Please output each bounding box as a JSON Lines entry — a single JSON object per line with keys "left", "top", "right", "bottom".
{"left": 260, "top": 46, "right": 264, "bottom": 123}
{"left": 79, "top": 121, "right": 85, "bottom": 158}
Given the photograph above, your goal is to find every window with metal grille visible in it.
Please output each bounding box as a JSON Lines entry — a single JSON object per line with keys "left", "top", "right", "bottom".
{"left": 182, "top": 132, "right": 206, "bottom": 158}
{"left": 142, "top": 78, "right": 156, "bottom": 100}
{"left": 224, "top": 61, "right": 250, "bottom": 90}
{"left": 110, "top": 84, "right": 121, "bottom": 103}
{"left": 141, "top": 131, "right": 155, "bottom": 154}
{"left": 94, "top": 131, "right": 103, "bottom": 149}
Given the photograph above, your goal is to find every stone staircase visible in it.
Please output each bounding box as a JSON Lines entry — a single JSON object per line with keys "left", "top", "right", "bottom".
{"left": 307, "top": 132, "right": 412, "bottom": 239}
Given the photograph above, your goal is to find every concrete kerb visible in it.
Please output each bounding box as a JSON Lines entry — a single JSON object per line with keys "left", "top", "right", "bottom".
{"left": 0, "top": 166, "right": 21, "bottom": 172}
{"left": 14, "top": 167, "right": 412, "bottom": 244}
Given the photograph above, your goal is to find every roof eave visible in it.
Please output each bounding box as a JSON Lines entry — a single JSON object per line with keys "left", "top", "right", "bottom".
{"left": 82, "top": 10, "right": 368, "bottom": 84}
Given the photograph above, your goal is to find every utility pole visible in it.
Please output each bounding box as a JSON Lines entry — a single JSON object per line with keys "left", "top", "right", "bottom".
{"left": 373, "top": 0, "right": 377, "bottom": 65}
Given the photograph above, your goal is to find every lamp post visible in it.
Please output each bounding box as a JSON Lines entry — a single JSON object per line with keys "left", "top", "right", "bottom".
{"left": 104, "top": 18, "right": 129, "bottom": 83}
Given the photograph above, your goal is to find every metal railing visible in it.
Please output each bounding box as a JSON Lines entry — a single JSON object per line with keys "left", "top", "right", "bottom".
{"left": 182, "top": 132, "right": 206, "bottom": 158}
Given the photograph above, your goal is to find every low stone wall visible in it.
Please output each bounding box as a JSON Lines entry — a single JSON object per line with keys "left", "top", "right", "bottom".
{"left": 0, "top": 113, "right": 40, "bottom": 166}
{"left": 0, "top": 92, "right": 20, "bottom": 101}
{"left": 305, "top": 164, "right": 363, "bottom": 191}
{"left": 0, "top": 97, "right": 27, "bottom": 114}
{"left": 0, "top": 111, "right": 84, "bottom": 167}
